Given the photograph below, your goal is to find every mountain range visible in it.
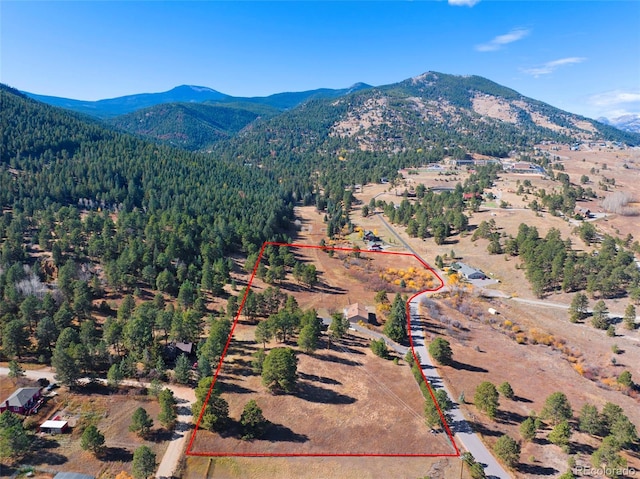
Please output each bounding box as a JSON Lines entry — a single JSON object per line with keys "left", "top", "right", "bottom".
{"left": 598, "top": 114, "right": 640, "bottom": 134}
{"left": 24, "top": 83, "right": 372, "bottom": 119}
{"left": 22, "top": 72, "right": 640, "bottom": 153}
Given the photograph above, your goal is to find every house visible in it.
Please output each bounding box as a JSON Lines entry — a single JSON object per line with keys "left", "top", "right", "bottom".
{"left": 462, "top": 192, "right": 482, "bottom": 200}
{"left": 363, "top": 231, "right": 381, "bottom": 242}
{"left": 445, "top": 158, "right": 474, "bottom": 167}
{"left": 175, "top": 342, "right": 194, "bottom": 355}
{"left": 344, "top": 303, "right": 369, "bottom": 323}
{"left": 166, "top": 341, "right": 195, "bottom": 360}
{"left": 0, "top": 387, "right": 42, "bottom": 414}
{"left": 575, "top": 206, "right": 592, "bottom": 218}
{"left": 451, "top": 262, "right": 487, "bottom": 280}
{"left": 40, "top": 419, "right": 69, "bottom": 434}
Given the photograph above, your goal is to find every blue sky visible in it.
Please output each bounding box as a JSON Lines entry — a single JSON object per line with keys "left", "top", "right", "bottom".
{"left": 1, "top": 1, "right": 639, "bottom": 119}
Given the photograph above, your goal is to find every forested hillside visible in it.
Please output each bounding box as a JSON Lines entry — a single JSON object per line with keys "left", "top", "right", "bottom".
{"left": 0, "top": 83, "right": 312, "bottom": 381}
{"left": 208, "top": 72, "right": 640, "bottom": 176}
{"left": 108, "top": 102, "right": 277, "bottom": 150}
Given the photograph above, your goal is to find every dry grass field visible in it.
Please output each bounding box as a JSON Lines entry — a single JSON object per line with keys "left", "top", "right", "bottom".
{"left": 190, "top": 322, "right": 454, "bottom": 456}
{"left": 339, "top": 155, "right": 640, "bottom": 478}
{"left": 184, "top": 455, "right": 472, "bottom": 479}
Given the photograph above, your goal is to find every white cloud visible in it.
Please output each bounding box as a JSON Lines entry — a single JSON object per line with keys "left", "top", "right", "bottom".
{"left": 449, "top": 0, "right": 480, "bottom": 6}
{"left": 587, "top": 90, "right": 640, "bottom": 118}
{"left": 589, "top": 90, "right": 640, "bottom": 107}
{"left": 521, "top": 57, "right": 586, "bottom": 77}
{"left": 475, "top": 28, "right": 530, "bottom": 52}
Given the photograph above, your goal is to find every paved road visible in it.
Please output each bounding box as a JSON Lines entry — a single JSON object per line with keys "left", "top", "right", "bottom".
{"left": 0, "top": 366, "right": 194, "bottom": 479}
{"left": 371, "top": 212, "right": 512, "bottom": 478}
{"left": 408, "top": 294, "right": 511, "bottom": 479}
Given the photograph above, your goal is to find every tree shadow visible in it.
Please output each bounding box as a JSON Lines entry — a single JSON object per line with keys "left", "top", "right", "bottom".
{"left": 219, "top": 381, "right": 256, "bottom": 394}
{"left": 513, "top": 395, "right": 533, "bottom": 403}
{"left": 571, "top": 440, "right": 596, "bottom": 456}
{"left": 263, "top": 422, "right": 309, "bottom": 443}
{"left": 496, "top": 409, "right": 528, "bottom": 425}
{"left": 100, "top": 446, "right": 133, "bottom": 462}
{"left": 149, "top": 428, "right": 174, "bottom": 442}
{"left": 296, "top": 381, "right": 356, "bottom": 405}
{"left": 315, "top": 352, "right": 362, "bottom": 367}
{"left": 176, "top": 405, "right": 193, "bottom": 416}
{"left": 450, "top": 360, "right": 488, "bottom": 373}
{"left": 298, "top": 371, "right": 341, "bottom": 386}
{"left": 517, "top": 463, "right": 558, "bottom": 476}
{"left": 449, "top": 418, "right": 474, "bottom": 434}
{"left": 174, "top": 419, "right": 193, "bottom": 433}
{"left": 26, "top": 450, "right": 68, "bottom": 466}
{"left": 331, "top": 343, "right": 366, "bottom": 356}
{"left": 76, "top": 381, "right": 114, "bottom": 395}
{"left": 467, "top": 420, "right": 502, "bottom": 437}
{"left": 533, "top": 436, "right": 550, "bottom": 446}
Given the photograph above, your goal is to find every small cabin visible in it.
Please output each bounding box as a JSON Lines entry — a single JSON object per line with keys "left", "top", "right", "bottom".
{"left": 40, "top": 419, "right": 69, "bottom": 435}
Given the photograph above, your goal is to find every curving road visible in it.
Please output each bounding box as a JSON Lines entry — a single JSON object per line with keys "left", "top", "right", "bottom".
{"left": 372, "top": 212, "right": 513, "bottom": 479}
{"left": 408, "top": 294, "right": 511, "bottom": 479}
{"left": 0, "top": 366, "right": 193, "bottom": 479}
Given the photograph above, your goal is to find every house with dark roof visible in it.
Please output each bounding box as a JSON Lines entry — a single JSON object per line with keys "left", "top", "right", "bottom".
{"left": 344, "top": 303, "right": 370, "bottom": 323}
{"left": 0, "top": 387, "right": 42, "bottom": 414}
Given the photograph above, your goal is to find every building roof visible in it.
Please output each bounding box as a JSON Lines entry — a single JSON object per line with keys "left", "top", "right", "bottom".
{"left": 175, "top": 342, "right": 193, "bottom": 354}
{"left": 344, "top": 303, "right": 368, "bottom": 319}
{"left": 41, "top": 420, "right": 68, "bottom": 429}
{"left": 2, "top": 387, "right": 40, "bottom": 408}
{"left": 53, "top": 473, "right": 95, "bottom": 479}
{"left": 452, "top": 262, "right": 484, "bottom": 279}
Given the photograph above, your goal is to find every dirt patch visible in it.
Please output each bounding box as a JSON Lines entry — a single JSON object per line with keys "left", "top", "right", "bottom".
{"left": 425, "top": 293, "right": 640, "bottom": 478}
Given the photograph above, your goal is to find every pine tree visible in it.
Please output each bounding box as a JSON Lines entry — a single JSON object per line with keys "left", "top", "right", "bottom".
{"left": 240, "top": 399, "right": 268, "bottom": 440}
{"left": 623, "top": 304, "right": 636, "bottom": 330}
{"left": 568, "top": 293, "right": 588, "bottom": 323}
{"left": 174, "top": 354, "right": 191, "bottom": 384}
{"left": 80, "top": 425, "right": 105, "bottom": 455}
{"left": 383, "top": 293, "right": 408, "bottom": 343}
{"left": 129, "top": 407, "right": 154, "bottom": 437}
{"left": 474, "top": 382, "right": 499, "bottom": 420}
{"left": 132, "top": 445, "right": 156, "bottom": 479}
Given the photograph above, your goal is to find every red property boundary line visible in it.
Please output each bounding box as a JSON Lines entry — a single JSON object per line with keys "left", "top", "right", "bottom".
{"left": 186, "top": 241, "right": 460, "bottom": 458}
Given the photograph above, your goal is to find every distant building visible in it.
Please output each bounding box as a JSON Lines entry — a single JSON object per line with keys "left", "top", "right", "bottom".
{"left": 344, "top": 303, "right": 369, "bottom": 323}
{"left": 363, "top": 231, "right": 381, "bottom": 242}
{"left": 0, "top": 387, "right": 42, "bottom": 415}
{"left": 510, "top": 162, "right": 544, "bottom": 174}
{"left": 462, "top": 192, "right": 482, "bottom": 200}
{"left": 575, "top": 206, "right": 592, "bottom": 218}
{"left": 445, "top": 158, "right": 474, "bottom": 167}
{"left": 451, "top": 262, "right": 487, "bottom": 280}
{"left": 40, "top": 419, "right": 69, "bottom": 434}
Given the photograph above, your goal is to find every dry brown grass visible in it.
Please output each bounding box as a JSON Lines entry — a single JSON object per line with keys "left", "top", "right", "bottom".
{"left": 191, "top": 321, "right": 454, "bottom": 456}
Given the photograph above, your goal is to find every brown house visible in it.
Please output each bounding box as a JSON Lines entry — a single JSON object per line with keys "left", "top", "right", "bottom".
{"left": 344, "top": 303, "right": 369, "bottom": 323}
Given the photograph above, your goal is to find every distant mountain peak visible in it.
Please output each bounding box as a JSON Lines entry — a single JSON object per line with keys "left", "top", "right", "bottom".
{"left": 599, "top": 113, "right": 640, "bottom": 133}
{"left": 411, "top": 71, "right": 439, "bottom": 84}
{"left": 176, "top": 85, "right": 219, "bottom": 93}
